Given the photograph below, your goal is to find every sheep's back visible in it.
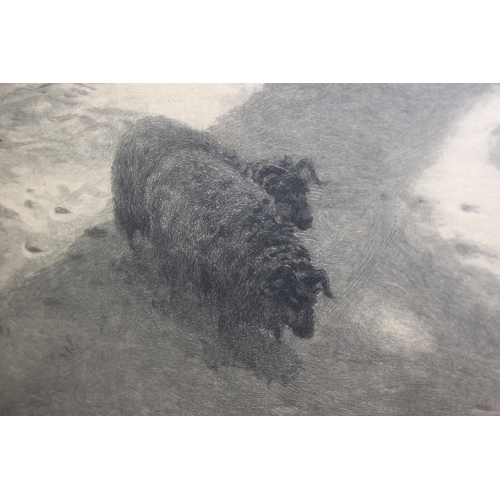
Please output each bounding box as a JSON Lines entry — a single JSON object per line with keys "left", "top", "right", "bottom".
{"left": 112, "top": 117, "right": 223, "bottom": 237}
{"left": 146, "top": 148, "right": 284, "bottom": 307}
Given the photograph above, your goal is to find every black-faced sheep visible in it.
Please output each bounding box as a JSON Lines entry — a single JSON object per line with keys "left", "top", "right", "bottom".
{"left": 112, "top": 117, "right": 333, "bottom": 341}
{"left": 242, "top": 155, "right": 326, "bottom": 230}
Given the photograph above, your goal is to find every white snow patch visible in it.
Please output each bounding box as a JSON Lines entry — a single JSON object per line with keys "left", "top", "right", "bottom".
{"left": 414, "top": 85, "right": 500, "bottom": 277}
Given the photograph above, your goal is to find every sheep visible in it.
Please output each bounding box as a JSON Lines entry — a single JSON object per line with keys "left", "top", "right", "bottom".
{"left": 241, "top": 155, "right": 326, "bottom": 230}
{"left": 112, "top": 117, "right": 333, "bottom": 341}
{"left": 112, "top": 116, "right": 323, "bottom": 235}
{"left": 112, "top": 116, "right": 223, "bottom": 244}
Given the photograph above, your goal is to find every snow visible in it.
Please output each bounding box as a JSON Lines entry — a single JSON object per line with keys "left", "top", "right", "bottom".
{"left": 414, "top": 85, "right": 500, "bottom": 278}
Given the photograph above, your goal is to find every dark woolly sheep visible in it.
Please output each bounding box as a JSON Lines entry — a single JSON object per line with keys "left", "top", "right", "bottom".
{"left": 112, "top": 116, "right": 323, "bottom": 234}
{"left": 242, "top": 155, "right": 326, "bottom": 230}
{"left": 112, "top": 116, "right": 225, "bottom": 244}
{"left": 112, "top": 117, "right": 333, "bottom": 341}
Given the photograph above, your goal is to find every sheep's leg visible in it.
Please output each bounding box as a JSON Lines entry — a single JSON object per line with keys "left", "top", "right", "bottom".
{"left": 115, "top": 216, "right": 136, "bottom": 250}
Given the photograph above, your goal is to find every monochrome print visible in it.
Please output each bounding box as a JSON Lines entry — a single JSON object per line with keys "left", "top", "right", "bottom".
{"left": 1, "top": 83, "right": 498, "bottom": 415}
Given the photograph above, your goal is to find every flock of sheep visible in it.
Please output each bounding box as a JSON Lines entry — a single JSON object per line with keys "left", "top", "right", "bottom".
{"left": 112, "top": 116, "right": 332, "bottom": 342}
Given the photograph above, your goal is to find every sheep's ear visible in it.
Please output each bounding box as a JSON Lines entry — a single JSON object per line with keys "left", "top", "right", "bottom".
{"left": 295, "top": 158, "right": 326, "bottom": 186}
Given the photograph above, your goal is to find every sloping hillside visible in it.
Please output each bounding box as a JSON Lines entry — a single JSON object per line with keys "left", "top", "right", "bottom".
{"left": 1, "top": 84, "right": 499, "bottom": 415}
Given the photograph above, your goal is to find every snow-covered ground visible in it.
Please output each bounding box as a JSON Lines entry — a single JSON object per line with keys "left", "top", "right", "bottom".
{"left": 414, "top": 85, "right": 500, "bottom": 278}
{"left": 89, "top": 84, "right": 263, "bottom": 130}
{"left": 0, "top": 84, "right": 262, "bottom": 289}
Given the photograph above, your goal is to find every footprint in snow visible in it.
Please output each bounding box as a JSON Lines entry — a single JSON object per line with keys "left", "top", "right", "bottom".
{"left": 25, "top": 243, "right": 44, "bottom": 253}
{"left": 54, "top": 206, "right": 71, "bottom": 214}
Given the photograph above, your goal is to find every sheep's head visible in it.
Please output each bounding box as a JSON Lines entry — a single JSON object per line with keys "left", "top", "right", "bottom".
{"left": 264, "top": 263, "right": 333, "bottom": 339}
{"left": 255, "top": 156, "right": 325, "bottom": 230}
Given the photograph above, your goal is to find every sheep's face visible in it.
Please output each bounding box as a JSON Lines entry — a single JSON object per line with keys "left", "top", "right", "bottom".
{"left": 283, "top": 291, "right": 316, "bottom": 339}
{"left": 274, "top": 177, "right": 313, "bottom": 230}
{"left": 256, "top": 164, "right": 314, "bottom": 230}
{"left": 266, "top": 265, "right": 333, "bottom": 339}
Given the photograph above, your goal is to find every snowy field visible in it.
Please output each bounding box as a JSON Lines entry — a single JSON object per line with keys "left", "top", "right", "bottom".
{"left": 0, "top": 84, "right": 262, "bottom": 289}
{"left": 1, "top": 84, "right": 499, "bottom": 415}
{"left": 415, "top": 87, "right": 500, "bottom": 278}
